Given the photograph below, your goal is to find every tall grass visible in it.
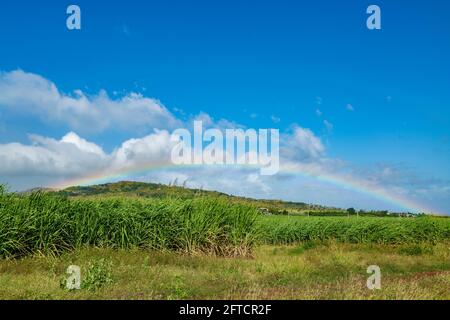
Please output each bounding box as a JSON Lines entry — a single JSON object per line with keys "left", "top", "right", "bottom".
{"left": 1, "top": 187, "right": 449, "bottom": 258}
{"left": 258, "top": 215, "right": 450, "bottom": 245}
{"left": 0, "top": 191, "right": 259, "bottom": 258}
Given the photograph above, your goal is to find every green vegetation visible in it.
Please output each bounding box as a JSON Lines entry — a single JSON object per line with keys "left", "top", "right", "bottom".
{"left": 55, "top": 181, "right": 423, "bottom": 217}
{"left": 1, "top": 184, "right": 449, "bottom": 260}
{"left": 0, "top": 190, "right": 259, "bottom": 258}
{"left": 80, "top": 258, "right": 114, "bottom": 292}
{"left": 0, "top": 243, "right": 448, "bottom": 300}
{"left": 56, "top": 181, "right": 328, "bottom": 213}
{"left": 259, "top": 215, "right": 450, "bottom": 245}
{"left": 1, "top": 181, "right": 449, "bottom": 300}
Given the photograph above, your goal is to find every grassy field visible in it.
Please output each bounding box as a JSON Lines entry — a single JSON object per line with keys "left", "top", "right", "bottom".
{"left": 1, "top": 184, "right": 449, "bottom": 300}
{"left": 0, "top": 242, "right": 449, "bottom": 300}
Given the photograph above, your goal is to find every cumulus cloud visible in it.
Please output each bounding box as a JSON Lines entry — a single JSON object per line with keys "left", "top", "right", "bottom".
{"left": 0, "top": 121, "right": 326, "bottom": 188}
{"left": 0, "top": 127, "right": 447, "bottom": 213}
{"left": 111, "top": 130, "right": 175, "bottom": 169}
{"left": 281, "top": 126, "right": 325, "bottom": 162}
{"left": 0, "top": 132, "right": 109, "bottom": 177}
{"left": 0, "top": 130, "right": 279, "bottom": 197}
{"left": 0, "top": 70, "right": 181, "bottom": 133}
{"left": 0, "top": 129, "right": 177, "bottom": 179}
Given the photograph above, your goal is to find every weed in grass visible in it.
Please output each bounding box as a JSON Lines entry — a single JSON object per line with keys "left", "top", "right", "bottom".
{"left": 143, "top": 256, "right": 150, "bottom": 267}
{"left": 167, "top": 275, "right": 191, "bottom": 300}
{"left": 81, "top": 259, "right": 114, "bottom": 292}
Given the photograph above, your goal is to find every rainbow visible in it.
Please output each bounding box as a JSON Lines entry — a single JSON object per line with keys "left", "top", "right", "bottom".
{"left": 51, "top": 163, "right": 440, "bottom": 214}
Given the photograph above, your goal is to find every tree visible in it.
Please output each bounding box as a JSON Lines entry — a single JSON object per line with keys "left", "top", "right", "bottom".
{"left": 347, "top": 208, "right": 356, "bottom": 217}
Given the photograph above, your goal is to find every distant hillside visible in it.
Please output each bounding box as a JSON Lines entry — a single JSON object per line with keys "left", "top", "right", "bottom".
{"left": 50, "top": 181, "right": 422, "bottom": 217}
{"left": 56, "top": 181, "right": 329, "bottom": 214}
{"left": 20, "top": 187, "right": 56, "bottom": 194}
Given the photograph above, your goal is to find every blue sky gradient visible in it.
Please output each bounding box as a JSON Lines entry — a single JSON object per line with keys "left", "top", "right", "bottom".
{"left": 0, "top": 1, "right": 449, "bottom": 213}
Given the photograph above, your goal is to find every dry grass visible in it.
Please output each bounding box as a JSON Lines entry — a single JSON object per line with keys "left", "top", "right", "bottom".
{"left": 0, "top": 241, "right": 448, "bottom": 300}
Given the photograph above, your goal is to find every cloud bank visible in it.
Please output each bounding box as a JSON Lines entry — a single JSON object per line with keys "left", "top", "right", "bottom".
{"left": 0, "top": 70, "right": 181, "bottom": 133}
{"left": 0, "top": 70, "right": 448, "bottom": 213}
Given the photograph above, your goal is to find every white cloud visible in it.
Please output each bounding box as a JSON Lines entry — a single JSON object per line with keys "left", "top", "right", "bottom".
{"left": 0, "top": 129, "right": 177, "bottom": 178}
{"left": 281, "top": 126, "right": 325, "bottom": 161}
{"left": 246, "top": 173, "right": 271, "bottom": 194}
{"left": 111, "top": 129, "right": 175, "bottom": 169}
{"left": 0, "top": 132, "right": 109, "bottom": 177}
{"left": 59, "top": 132, "right": 105, "bottom": 155}
{"left": 0, "top": 128, "right": 277, "bottom": 196}
{"left": 0, "top": 70, "right": 181, "bottom": 133}
{"left": 0, "top": 122, "right": 326, "bottom": 190}
{"left": 0, "top": 128, "right": 447, "bottom": 213}
{"left": 191, "top": 112, "right": 244, "bottom": 131}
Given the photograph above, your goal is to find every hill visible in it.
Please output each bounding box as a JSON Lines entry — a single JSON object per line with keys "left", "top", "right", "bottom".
{"left": 56, "top": 181, "right": 324, "bottom": 214}
{"left": 54, "top": 181, "right": 419, "bottom": 217}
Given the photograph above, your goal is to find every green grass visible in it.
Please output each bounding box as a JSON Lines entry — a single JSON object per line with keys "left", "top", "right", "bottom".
{"left": 258, "top": 215, "right": 450, "bottom": 244}
{"left": 0, "top": 191, "right": 259, "bottom": 258}
{"left": 0, "top": 242, "right": 448, "bottom": 300}
{"left": 1, "top": 189, "right": 449, "bottom": 259}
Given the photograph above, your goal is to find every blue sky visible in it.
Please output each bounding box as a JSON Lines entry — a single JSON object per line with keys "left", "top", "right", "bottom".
{"left": 0, "top": 1, "right": 449, "bottom": 213}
